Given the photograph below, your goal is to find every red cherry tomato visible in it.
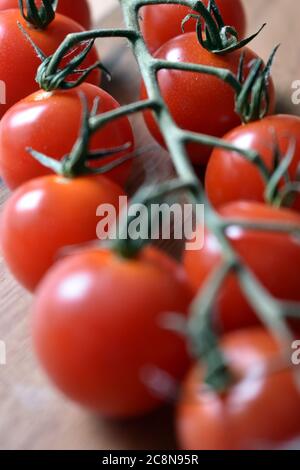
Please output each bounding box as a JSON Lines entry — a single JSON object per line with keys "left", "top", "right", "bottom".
{"left": 206, "top": 115, "right": 300, "bottom": 211}
{"left": 141, "top": 33, "right": 275, "bottom": 165}
{"left": 0, "top": 0, "right": 92, "bottom": 30}
{"left": 0, "top": 83, "right": 134, "bottom": 190}
{"left": 0, "top": 174, "right": 124, "bottom": 291}
{"left": 184, "top": 201, "right": 300, "bottom": 333}
{"left": 140, "top": 0, "right": 246, "bottom": 54}
{"left": 0, "top": 9, "right": 100, "bottom": 118}
{"left": 177, "top": 328, "right": 300, "bottom": 450}
{"left": 32, "top": 247, "right": 192, "bottom": 417}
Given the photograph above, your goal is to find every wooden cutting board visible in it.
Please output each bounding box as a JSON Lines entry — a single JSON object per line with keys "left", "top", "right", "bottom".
{"left": 1, "top": 1, "right": 300, "bottom": 450}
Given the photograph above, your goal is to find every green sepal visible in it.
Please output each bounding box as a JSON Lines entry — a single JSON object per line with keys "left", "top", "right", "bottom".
{"left": 18, "top": 0, "right": 58, "bottom": 30}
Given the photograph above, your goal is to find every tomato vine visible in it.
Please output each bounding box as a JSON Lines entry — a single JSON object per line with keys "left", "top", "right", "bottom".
{"left": 35, "top": 0, "right": 300, "bottom": 390}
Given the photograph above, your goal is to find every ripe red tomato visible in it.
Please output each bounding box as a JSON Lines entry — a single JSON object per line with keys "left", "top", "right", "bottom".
{"left": 0, "top": 174, "right": 124, "bottom": 291}
{"left": 32, "top": 247, "right": 192, "bottom": 417}
{"left": 0, "top": 83, "right": 134, "bottom": 190}
{"left": 141, "top": 33, "right": 275, "bottom": 165}
{"left": 0, "top": 0, "right": 92, "bottom": 30}
{"left": 206, "top": 115, "right": 300, "bottom": 211}
{"left": 184, "top": 201, "right": 300, "bottom": 333}
{"left": 140, "top": 0, "right": 246, "bottom": 54}
{"left": 177, "top": 328, "right": 300, "bottom": 450}
{"left": 0, "top": 9, "right": 100, "bottom": 118}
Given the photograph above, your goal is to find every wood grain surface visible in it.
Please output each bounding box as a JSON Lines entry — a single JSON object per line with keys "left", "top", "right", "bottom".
{"left": 0, "top": 0, "right": 300, "bottom": 450}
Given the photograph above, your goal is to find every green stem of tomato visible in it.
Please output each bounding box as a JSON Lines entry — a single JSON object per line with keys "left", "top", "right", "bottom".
{"left": 118, "top": 0, "right": 298, "bottom": 389}
{"left": 34, "top": 3, "right": 273, "bottom": 183}
{"left": 40, "top": 28, "right": 138, "bottom": 79}
{"left": 34, "top": 0, "right": 300, "bottom": 390}
{"left": 153, "top": 59, "right": 242, "bottom": 94}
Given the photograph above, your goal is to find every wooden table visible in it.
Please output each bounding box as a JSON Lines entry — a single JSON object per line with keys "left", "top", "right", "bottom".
{"left": 1, "top": 0, "right": 300, "bottom": 450}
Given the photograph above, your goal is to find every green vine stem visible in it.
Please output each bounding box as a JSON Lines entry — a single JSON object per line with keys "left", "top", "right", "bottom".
{"left": 35, "top": 1, "right": 275, "bottom": 123}
{"left": 35, "top": 0, "right": 300, "bottom": 390}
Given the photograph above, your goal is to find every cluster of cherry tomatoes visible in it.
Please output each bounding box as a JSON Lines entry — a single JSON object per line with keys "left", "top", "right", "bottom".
{"left": 1, "top": 0, "right": 300, "bottom": 450}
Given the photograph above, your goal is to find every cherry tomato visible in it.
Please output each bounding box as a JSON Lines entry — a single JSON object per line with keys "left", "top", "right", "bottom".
{"left": 141, "top": 33, "right": 275, "bottom": 165}
{"left": 32, "top": 246, "right": 192, "bottom": 417}
{"left": 184, "top": 201, "right": 300, "bottom": 333}
{"left": 177, "top": 328, "right": 300, "bottom": 450}
{"left": 0, "top": 174, "right": 124, "bottom": 291}
{"left": 140, "top": 0, "right": 246, "bottom": 54}
{"left": 0, "top": 0, "right": 92, "bottom": 30}
{"left": 0, "top": 9, "right": 100, "bottom": 118}
{"left": 206, "top": 115, "right": 300, "bottom": 211}
{"left": 0, "top": 83, "right": 134, "bottom": 190}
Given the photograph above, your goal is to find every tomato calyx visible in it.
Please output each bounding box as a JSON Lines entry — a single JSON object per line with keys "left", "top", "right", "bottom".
{"left": 19, "top": 0, "right": 57, "bottom": 30}
{"left": 235, "top": 45, "right": 278, "bottom": 123}
{"left": 27, "top": 93, "right": 133, "bottom": 178}
{"left": 182, "top": 0, "right": 265, "bottom": 55}
{"left": 264, "top": 137, "right": 300, "bottom": 208}
{"left": 36, "top": 41, "right": 109, "bottom": 91}
{"left": 17, "top": 18, "right": 108, "bottom": 91}
{"left": 229, "top": 127, "right": 300, "bottom": 209}
{"left": 193, "top": 330, "right": 233, "bottom": 393}
{"left": 110, "top": 176, "right": 201, "bottom": 259}
{"left": 187, "top": 260, "right": 238, "bottom": 392}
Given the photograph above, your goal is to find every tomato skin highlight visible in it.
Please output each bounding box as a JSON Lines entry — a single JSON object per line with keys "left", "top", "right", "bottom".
{"left": 177, "top": 328, "right": 300, "bottom": 450}
{"left": 184, "top": 201, "right": 300, "bottom": 333}
{"left": 140, "top": 0, "right": 246, "bottom": 54}
{"left": 0, "top": 0, "right": 92, "bottom": 30}
{"left": 141, "top": 33, "right": 275, "bottom": 165}
{"left": 0, "top": 174, "right": 125, "bottom": 292}
{"left": 0, "top": 83, "right": 134, "bottom": 190}
{"left": 206, "top": 115, "right": 300, "bottom": 211}
{"left": 0, "top": 10, "right": 100, "bottom": 118}
{"left": 32, "top": 247, "right": 192, "bottom": 417}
